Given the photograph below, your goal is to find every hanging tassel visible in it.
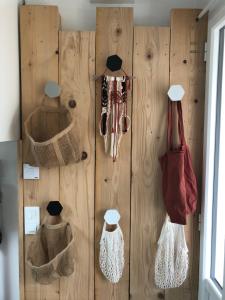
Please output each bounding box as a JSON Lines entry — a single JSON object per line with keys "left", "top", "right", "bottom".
{"left": 99, "top": 75, "right": 131, "bottom": 162}
{"left": 100, "top": 112, "right": 107, "bottom": 135}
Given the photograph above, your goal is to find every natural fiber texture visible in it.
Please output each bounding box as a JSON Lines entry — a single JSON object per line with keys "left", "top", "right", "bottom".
{"left": 155, "top": 216, "right": 189, "bottom": 289}
{"left": 99, "top": 222, "right": 124, "bottom": 284}
{"left": 24, "top": 100, "right": 82, "bottom": 168}
{"left": 26, "top": 222, "right": 75, "bottom": 284}
{"left": 99, "top": 75, "right": 130, "bottom": 161}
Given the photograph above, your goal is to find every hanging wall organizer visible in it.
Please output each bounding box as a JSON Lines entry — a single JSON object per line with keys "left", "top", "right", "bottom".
{"left": 24, "top": 82, "right": 85, "bottom": 167}
{"left": 26, "top": 201, "right": 75, "bottom": 284}
{"left": 19, "top": 5, "right": 207, "bottom": 300}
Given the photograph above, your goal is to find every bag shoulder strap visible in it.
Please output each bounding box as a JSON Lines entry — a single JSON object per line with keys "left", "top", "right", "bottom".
{"left": 167, "top": 100, "right": 186, "bottom": 150}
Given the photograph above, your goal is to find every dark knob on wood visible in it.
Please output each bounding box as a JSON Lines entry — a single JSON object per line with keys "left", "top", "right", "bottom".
{"left": 183, "top": 59, "right": 187, "bottom": 64}
{"left": 106, "top": 55, "right": 123, "bottom": 72}
{"left": 157, "top": 292, "right": 165, "bottom": 299}
{"left": 116, "top": 28, "right": 122, "bottom": 35}
{"left": 81, "top": 151, "right": 88, "bottom": 160}
{"left": 47, "top": 201, "right": 63, "bottom": 216}
{"left": 68, "top": 99, "right": 76, "bottom": 108}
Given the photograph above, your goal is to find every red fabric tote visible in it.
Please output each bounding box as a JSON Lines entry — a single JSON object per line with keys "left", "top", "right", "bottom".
{"left": 159, "top": 101, "right": 198, "bottom": 225}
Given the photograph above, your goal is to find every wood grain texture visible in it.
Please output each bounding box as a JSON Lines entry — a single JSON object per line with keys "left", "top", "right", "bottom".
{"left": 166, "top": 9, "right": 208, "bottom": 300}
{"left": 20, "top": 5, "right": 60, "bottom": 300}
{"left": 95, "top": 8, "right": 133, "bottom": 300}
{"left": 59, "top": 31, "right": 95, "bottom": 300}
{"left": 130, "top": 27, "right": 170, "bottom": 300}
{"left": 19, "top": 6, "right": 207, "bottom": 300}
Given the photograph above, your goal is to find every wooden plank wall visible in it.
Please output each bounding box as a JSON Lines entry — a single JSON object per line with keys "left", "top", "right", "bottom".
{"left": 20, "top": 6, "right": 61, "bottom": 300}
{"left": 130, "top": 27, "right": 170, "bottom": 300}
{"left": 166, "top": 9, "right": 208, "bottom": 300}
{"left": 59, "top": 31, "right": 95, "bottom": 300}
{"left": 95, "top": 8, "right": 133, "bottom": 300}
{"left": 19, "top": 5, "right": 207, "bottom": 300}
{"left": 20, "top": 6, "right": 95, "bottom": 300}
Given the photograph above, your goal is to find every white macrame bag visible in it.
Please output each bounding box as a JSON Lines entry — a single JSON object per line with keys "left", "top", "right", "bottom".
{"left": 155, "top": 216, "right": 189, "bottom": 289}
{"left": 99, "top": 222, "right": 124, "bottom": 284}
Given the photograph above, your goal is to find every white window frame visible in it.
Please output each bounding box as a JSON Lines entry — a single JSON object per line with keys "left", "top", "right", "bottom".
{"left": 199, "top": 4, "right": 225, "bottom": 300}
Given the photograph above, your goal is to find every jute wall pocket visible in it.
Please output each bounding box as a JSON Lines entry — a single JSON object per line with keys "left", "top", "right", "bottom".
{"left": 26, "top": 221, "right": 75, "bottom": 284}
{"left": 24, "top": 98, "right": 82, "bottom": 168}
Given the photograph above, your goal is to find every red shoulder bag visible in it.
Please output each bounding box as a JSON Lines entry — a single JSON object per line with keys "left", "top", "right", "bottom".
{"left": 159, "top": 101, "right": 198, "bottom": 225}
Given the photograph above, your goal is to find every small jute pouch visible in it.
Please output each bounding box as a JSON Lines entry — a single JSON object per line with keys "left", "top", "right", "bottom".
{"left": 26, "top": 221, "right": 75, "bottom": 284}
{"left": 24, "top": 97, "right": 82, "bottom": 168}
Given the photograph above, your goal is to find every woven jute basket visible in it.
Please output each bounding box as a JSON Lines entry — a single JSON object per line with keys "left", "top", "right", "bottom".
{"left": 26, "top": 221, "right": 75, "bottom": 284}
{"left": 24, "top": 98, "right": 82, "bottom": 168}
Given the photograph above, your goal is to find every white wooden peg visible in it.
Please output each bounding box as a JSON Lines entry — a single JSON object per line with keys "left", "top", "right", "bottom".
{"left": 168, "top": 84, "right": 185, "bottom": 101}
{"left": 104, "top": 209, "right": 121, "bottom": 225}
{"left": 44, "top": 81, "right": 61, "bottom": 98}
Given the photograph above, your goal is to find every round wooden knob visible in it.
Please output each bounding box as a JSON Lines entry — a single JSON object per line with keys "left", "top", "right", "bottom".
{"left": 68, "top": 99, "right": 76, "bottom": 108}
{"left": 81, "top": 151, "right": 88, "bottom": 160}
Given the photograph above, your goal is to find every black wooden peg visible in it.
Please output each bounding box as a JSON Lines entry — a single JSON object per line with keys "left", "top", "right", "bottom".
{"left": 47, "top": 201, "right": 63, "bottom": 216}
{"left": 106, "top": 55, "right": 123, "bottom": 72}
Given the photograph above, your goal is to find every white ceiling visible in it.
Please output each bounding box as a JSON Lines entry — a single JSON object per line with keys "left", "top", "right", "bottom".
{"left": 25, "top": 0, "right": 211, "bottom": 30}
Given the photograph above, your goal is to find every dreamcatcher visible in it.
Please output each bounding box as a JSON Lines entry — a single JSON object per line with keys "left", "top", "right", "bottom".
{"left": 98, "top": 55, "right": 131, "bottom": 162}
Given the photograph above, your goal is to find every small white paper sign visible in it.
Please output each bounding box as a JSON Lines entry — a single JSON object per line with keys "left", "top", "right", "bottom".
{"left": 23, "top": 164, "right": 40, "bottom": 180}
{"left": 24, "top": 207, "right": 40, "bottom": 235}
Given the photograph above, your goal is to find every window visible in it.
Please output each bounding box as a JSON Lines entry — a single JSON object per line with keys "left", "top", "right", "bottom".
{"left": 211, "top": 25, "right": 225, "bottom": 289}
{"left": 199, "top": 5, "right": 225, "bottom": 300}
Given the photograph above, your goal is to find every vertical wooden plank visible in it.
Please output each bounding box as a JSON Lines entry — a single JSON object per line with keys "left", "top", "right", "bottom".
{"left": 166, "top": 9, "right": 208, "bottom": 300}
{"left": 130, "top": 27, "right": 170, "bottom": 300}
{"left": 20, "top": 5, "right": 60, "bottom": 300}
{"left": 59, "top": 31, "right": 95, "bottom": 300}
{"left": 95, "top": 8, "right": 133, "bottom": 300}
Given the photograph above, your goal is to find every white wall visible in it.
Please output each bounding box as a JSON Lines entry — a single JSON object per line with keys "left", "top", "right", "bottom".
{"left": 0, "top": 1, "right": 21, "bottom": 299}
{"left": 0, "top": 0, "right": 21, "bottom": 142}
{"left": 26, "top": 0, "right": 210, "bottom": 30}
{"left": 0, "top": 142, "right": 19, "bottom": 300}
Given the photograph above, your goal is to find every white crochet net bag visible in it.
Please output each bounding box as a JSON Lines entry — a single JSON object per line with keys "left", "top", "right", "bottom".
{"left": 155, "top": 216, "right": 189, "bottom": 289}
{"left": 99, "top": 222, "right": 124, "bottom": 283}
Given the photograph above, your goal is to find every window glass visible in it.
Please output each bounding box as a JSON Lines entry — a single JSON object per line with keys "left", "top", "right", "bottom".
{"left": 212, "top": 26, "right": 225, "bottom": 288}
